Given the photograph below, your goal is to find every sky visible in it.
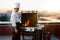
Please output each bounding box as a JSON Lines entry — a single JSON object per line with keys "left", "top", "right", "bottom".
{"left": 0, "top": 0, "right": 60, "bottom": 12}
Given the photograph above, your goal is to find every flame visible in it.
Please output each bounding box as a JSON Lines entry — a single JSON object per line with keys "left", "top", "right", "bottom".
{"left": 24, "top": 19, "right": 30, "bottom": 26}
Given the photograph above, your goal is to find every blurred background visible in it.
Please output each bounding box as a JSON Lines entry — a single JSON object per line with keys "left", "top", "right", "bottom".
{"left": 0, "top": 0, "right": 60, "bottom": 40}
